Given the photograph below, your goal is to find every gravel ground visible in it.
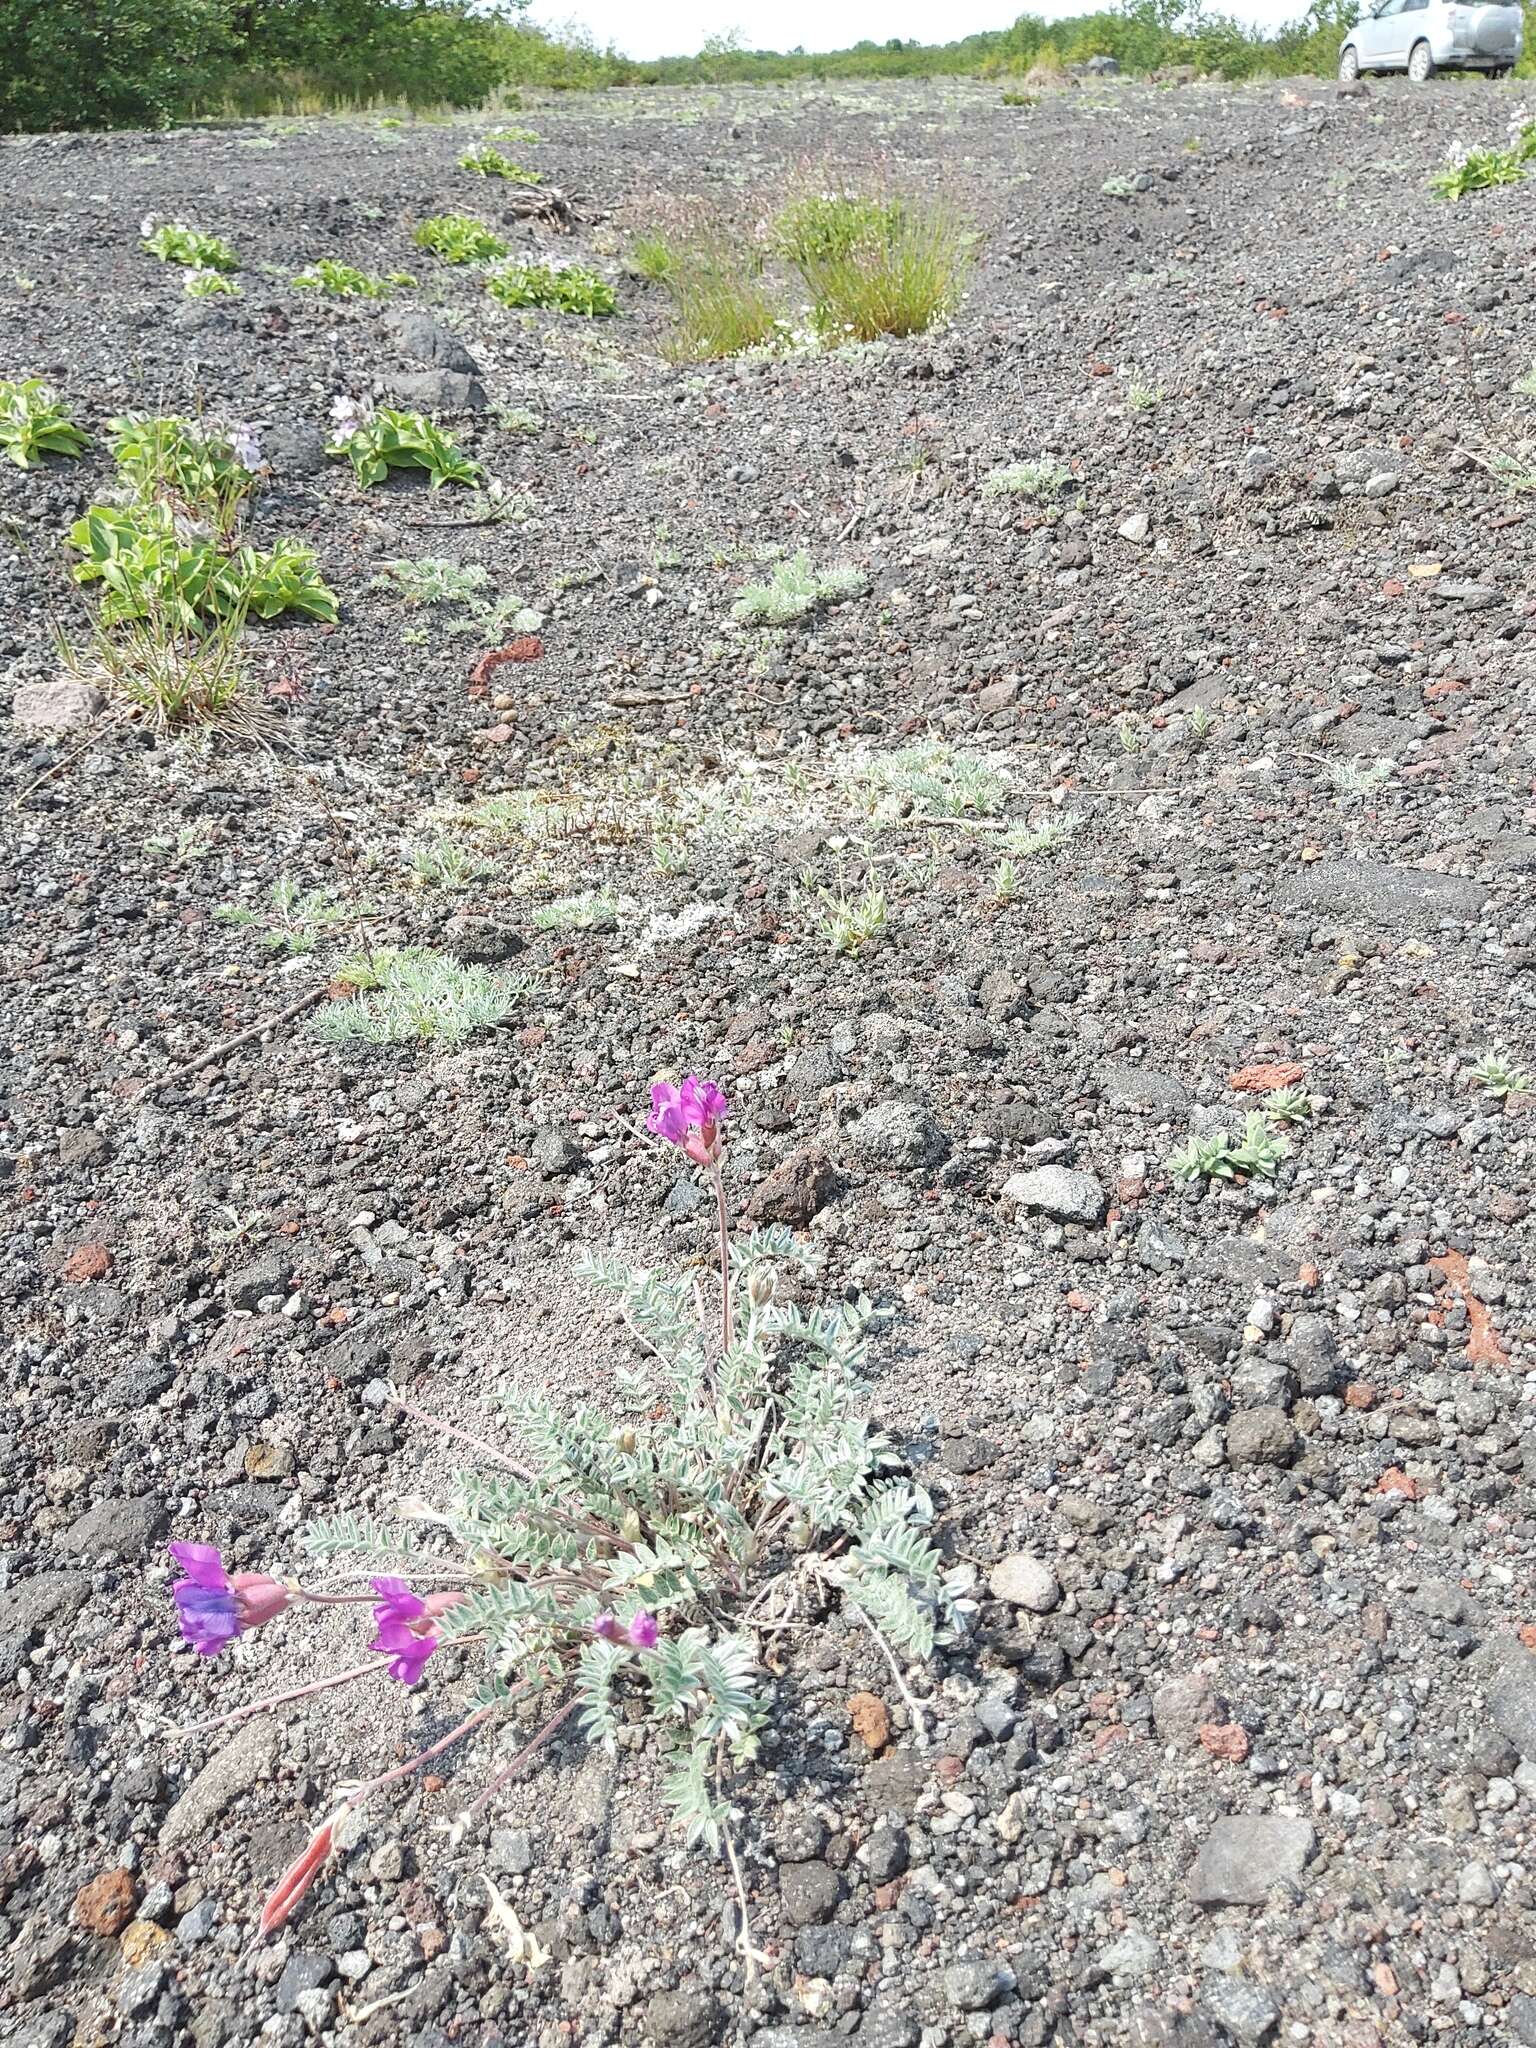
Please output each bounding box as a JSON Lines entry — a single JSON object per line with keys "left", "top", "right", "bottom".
{"left": 3, "top": 71, "right": 1536, "bottom": 2048}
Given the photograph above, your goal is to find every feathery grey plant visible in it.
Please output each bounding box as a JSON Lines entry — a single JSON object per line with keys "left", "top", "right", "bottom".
{"left": 732, "top": 552, "right": 868, "bottom": 626}
{"left": 164, "top": 1077, "right": 957, "bottom": 1945}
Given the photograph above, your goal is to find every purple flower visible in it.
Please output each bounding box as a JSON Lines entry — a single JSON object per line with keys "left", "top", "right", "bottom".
{"left": 647, "top": 1075, "right": 729, "bottom": 1166}
{"left": 328, "top": 392, "right": 371, "bottom": 440}
{"left": 627, "top": 1611, "right": 660, "bottom": 1651}
{"left": 168, "top": 1542, "right": 288, "bottom": 1656}
{"left": 228, "top": 422, "right": 263, "bottom": 471}
{"left": 590, "top": 1612, "right": 623, "bottom": 1642}
{"left": 369, "top": 1576, "right": 438, "bottom": 1686}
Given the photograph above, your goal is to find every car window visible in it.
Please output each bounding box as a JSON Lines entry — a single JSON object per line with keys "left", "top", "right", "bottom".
{"left": 1376, "top": 0, "right": 1406, "bottom": 17}
{"left": 1403, "top": 0, "right": 1428, "bottom": 12}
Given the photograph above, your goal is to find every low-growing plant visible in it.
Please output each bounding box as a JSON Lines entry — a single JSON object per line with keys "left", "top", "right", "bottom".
{"left": 485, "top": 263, "right": 617, "bottom": 316}
{"left": 143, "top": 222, "right": 239, "bottom": 272}
{"left": 370, "top": 557, "right": 490, "bottom": 605}
{"left": 847, "top": 742, "right": 1007, "bottom": 822}
{"left": 1430, "top": 145, "right": 1524, "bottom": 201}
{"left": 1125, "top": 379, "right": 1162, "bottom": 412}
{"left": 1322, "top": 754, "right": 1394, "bottom": 797}
{"left": 982, "top": 457, "right": 1072, "bottom": 497}
{"left": 216, "top": 877, "right": 363, "bottom": 955}
{"left": 293, "top": 259, "right": 414, "bottom": 299}
{"left": 1168, "top": 1113, "right": 1288, "bottom": 1184}
{"left": 328, "top": 408, "right": 481, "bottom": 489}
{"left": 189, "top": 268, "right": 244, "bottom": 300}
{"left": 69, "top": 503, "right": 337, "bottom": 629}
{"left": 629, "top": 233, "right": 677, "bottom": 284}
{"left": 496, "top": 406, "right": 544, "bottom": 434}
{"left": 1000, "top": 811, "right": 1081, "bottom": 857}
{"left": 1470, "top": 1050, "right": 1534, "bottom": 1098}
{"left": 532, "top": 891, "right": 625, "bottom": 930}
{"left": 815, "top": 883, "right": 889, "bottom": 955}
{"left": 732, "top": 552, "right": 867, "bottom": 626}
{"left": 0, "top": 379, "right": 88, "bottom": 468}
{"left": 460, "top": 144, "right": 542, "bottom": 181}
{"left": 771, "top": 191, "right": 904, "bottom": 268}
{"left": 317, "top": 947, "right": 525, "bottom": 1044}
{"left": 411, "top": 213, "right": 509, "bottom": 264}
{"left": 1262, "top": 1086, "right": 1313, "bottom": 1127}
{"left": 404, "top": 837, "right": 492, "bottom": 890}
{"left": 158, "top": 1077, "right": 958, "bottom": 1939}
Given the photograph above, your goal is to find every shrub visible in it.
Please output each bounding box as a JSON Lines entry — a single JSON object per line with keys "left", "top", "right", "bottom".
{"left": 0, "top": 379, "right": 89, "bottom": 467}
{"left": 143, "top": 222, "right": 240, "bottom": 272}
{"left": 412, "top": 213, "right": 509, "bottom": 264}
{"left": 484, "top": 263, "right": 616, "bottom": 315}
{"left": 1, "top": 0, "right": 230, "bottom": 132}
{"left": 328, "top": 408, "right": 481, "bottom": 489}
{"left": 159, "top": 1076, "right": 957, "bottom": 1938}
{"left": 317, "top": 947, "right": 525, "bottom": 1044}
{"left": 69, "top": 503, "right": 338, "bottom": 628}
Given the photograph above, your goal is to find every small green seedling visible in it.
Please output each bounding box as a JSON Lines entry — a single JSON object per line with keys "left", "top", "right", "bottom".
{"left": 0, "top": 379, "right": 88, "bottom": 467}
{"left": 1168, "top": 1113, "right": 1288, "bottom": 1184}
{"left": 732, "top": 552, "right": 867, "bottom": 626}
{"left": 411, "top": 214, "right": 509, "bottom": 264}
{"left": 143, "top": 223, "right": 239, "bottom": 272}
{"left": 1471, "top": 1050, "right": 1534, "bottom": 1098}
{"left": 293, "top": 260, "right": 415, "bottom": 299}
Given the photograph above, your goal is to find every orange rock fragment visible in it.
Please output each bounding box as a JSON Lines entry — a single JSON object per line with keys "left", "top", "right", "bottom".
{"left": 1428, "top": 1250, "right": 1509, "bottom": 1369}
{"left": 73, "top": 1868, "right": 136, "bottom": 1936}
{"left": 848, "top": 1692, "right": 890, "bottom": 1755}
{"left": 1229, "top": 1062, "right": 1304, "bottom": 1093}
{"left": 1376, "top": 1467, "right": 1418, "bottom": 1499}
{"left": 1197, "top": 1722, "right": 1251, "bottom": 1763}
{"left": 62, "top": 1243, "right": 110, "bottom": 1283}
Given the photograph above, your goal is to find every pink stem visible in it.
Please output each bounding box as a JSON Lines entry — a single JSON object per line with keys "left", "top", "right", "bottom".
{"left": 175, "top": 1657, "right": 390, "bottom": 1738}
{"left": 713, "top": 1159, "right": 733, "bottom": 1355}
{"left": 390, "top": 1396, "right": 532, "bottom": 1478}
{"left": 468, "top": 1694, "right": 580, "bottom": 1815}
{"left": 294, "top": 1590, "right": 379, "bottom": 1607}
{"left": 340, "top": 1702, "right": 498, "bottom": 1819}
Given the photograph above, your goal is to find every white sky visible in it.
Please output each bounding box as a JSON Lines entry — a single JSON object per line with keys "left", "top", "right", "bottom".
{"left": 529, "top": 0, "right": 1300, "bottom": 60}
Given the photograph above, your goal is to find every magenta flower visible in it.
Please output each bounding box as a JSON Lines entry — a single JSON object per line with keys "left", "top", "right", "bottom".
{"left": 369, "top": 1577, "right": 440, "bottom": 1685}
{"left": 627, "top": 1611, "right": 660, "bottom": 1651}
{"left": 168, "top": 1542, "right": 289, "bottom": 1656}
{"left": 590, "top": 1612, "right": 623, "bottom": 1642}
{"left": 647, "top": 1076, "right": 729, "bottom": 1167}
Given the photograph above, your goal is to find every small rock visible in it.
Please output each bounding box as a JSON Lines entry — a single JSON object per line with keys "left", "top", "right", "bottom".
{"left": 13, "top": 675, "right": 104, "bottom": 732}
{"left": 531, "top": 1128, "right": 582, "bottom": 1176}
{"left": 1004, "top": 1164, "right": 1106, "bottom": 1225}
{"left": 778, "top": 1860, "right": 841, "bottom": 1926}
{"left": 63, "top": 1495, "right": 165, "bottom": 1559}
{"left": 58, "top": 1128, "right": 113, "bottom": 1170}
{"left": 944, "top": 1956, "right": 1013, "bottom": 2011}
{"left": 388, "top": 368, "right": 487, "bottom": 412}
{"left": 161, "top": 1719, "right": 279, "bottom": 1848}
{"left": 743, "top": 1144, "right": 841, "bottom": 1225}
{"left": 263, "top": 423, "right": 327, "bottom": 477}
{"left": 1189, "top": 1816, "right": 1316, "bottom": 1906}
{"left": 381, "top": 309, "right": 481, "bottom": 374}
{"left": 643, "top": 1989, "right": 723, "bottom": 2048}
{"left": 1118, "top": 512, "right": 1151, "bottom": 545}
{"left": 988, "top": 1552, "right": 1061, "bottom": 1614}
{"left": 1225, "top": 1407, "right": 1298, "bottom": 1467}
{"left": 73, "top": 1868, "right": 137, "bottom": 1936}
{"left": 1201, "top": 1978, "right": 1280, "bottom": 2046}
{"left": 848, "top": 1692, "right": 890, "bottom": 1753}
{"left": 275, "top": 1952, "right": 334, "bottom": 2014}
{"left": 847, "top": 1102, "right": 949, "bottom": 1172}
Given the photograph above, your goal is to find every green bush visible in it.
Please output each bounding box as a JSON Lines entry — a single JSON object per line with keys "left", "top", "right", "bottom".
{"left": 2, "top": 0, "right": 230, "bottom": 131}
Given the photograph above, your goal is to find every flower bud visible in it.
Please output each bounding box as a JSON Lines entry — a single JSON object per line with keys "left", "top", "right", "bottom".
{"left": 231, "top": 1573, "right": 291, "bottom": 1631}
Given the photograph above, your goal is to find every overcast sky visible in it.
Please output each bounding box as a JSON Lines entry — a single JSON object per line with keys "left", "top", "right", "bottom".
{"left": 527, "top": 0, "right": 1303, "bottom": 59}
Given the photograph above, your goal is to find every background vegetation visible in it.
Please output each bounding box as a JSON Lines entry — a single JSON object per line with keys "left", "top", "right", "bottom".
{"left": 4, "top": 0, "right": 1534, "bottom": 133}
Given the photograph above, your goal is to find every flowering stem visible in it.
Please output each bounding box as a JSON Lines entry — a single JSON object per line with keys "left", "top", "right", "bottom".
{"left": 468, "top": 1693, "right": 580, "bottom": 1816}
{"left": 339, "top": 1702, "right": 497, "bottom": 1820}
{"left": 175, "top": 1657, "right": 391, "bottom": 1738}
{"left": 712, "top": 1158, "right": 733, "bottom": 1356}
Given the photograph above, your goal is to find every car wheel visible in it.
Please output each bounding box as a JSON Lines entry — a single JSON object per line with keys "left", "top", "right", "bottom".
{"left": 1407, "top": 39, "right": 1436, "bottom": 81}
{"left": 1339, "top": 43, "right": 1361, "bottom": 80}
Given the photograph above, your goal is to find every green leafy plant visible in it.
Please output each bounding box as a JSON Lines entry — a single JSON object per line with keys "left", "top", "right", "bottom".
{"left": 317, "top": 947, "right": 525, "bottom": 1044}
{"left": 983, "top": 457, "right": 1072, "bottom": 497}
{"left": 184, "top": 269, "right": 242, "bottom": 298}
{"left": 1262, "top": 1086, "right": 1313, "bottom": 1127}
{"left": 143, "top": 222, "right": 239, "bottom": 272}
{"left": 403, "top": 837, "right": 492, "bottom": 890}
{"left": 293, "top": 259, "right": 414, "bottom": 299}
{"left": 328, "top": 409, "right": 481, "bottom": 489}
{"left": 772, "top": 192, "right": 905, "bottom": 267}
{"left": 1470, "top": 1050, "right": 1534, "bottom": 1099}
{"left": 845, "top": 742, "right": 1007, "bottom": 822}
{"left": 1168, "top": 1113, "right": 1288, "bottom": 1184}
{"left": 732, "top": 552, "right": 867, "bottom": 626}
{"left": 484, "top": 263, "right": 617, "bottom": 316}
{"left": 216, "top": 877, "right": 364, "bottom": 955}
{"left": 107, "top": 413, "right": 257, "bottom": 532}
{"left": 0, "top": 379, "right": 88, "bottom": 468}
{"left": 411, "top": 213, "right": 509, "bottom": 264}
{"left": 69, "top": 503, "right": 337, "bottom": 629}
{"left": 815, "top": 884, "right": 888, "bottom": 955}
{"left": 459, "top": 144, "right": 542, "bottom": 180}
{"left": 1430, "top": 145, "right": 1524, "bottom": 201}
{"left": 532, "top": 891, "right": 625, "bottom": 931}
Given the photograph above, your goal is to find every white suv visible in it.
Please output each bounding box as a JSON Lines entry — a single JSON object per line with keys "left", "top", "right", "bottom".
{"left": 1340, "top": 0, "right": 1523, "bottom": 79}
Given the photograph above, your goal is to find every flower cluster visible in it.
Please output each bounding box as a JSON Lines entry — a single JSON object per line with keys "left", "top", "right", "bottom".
{"left": 168, "top": 1543, "right": 288, "bottom": 1657}
{"left": 647, "top": 1075, "right": 729, "bottom": 1167}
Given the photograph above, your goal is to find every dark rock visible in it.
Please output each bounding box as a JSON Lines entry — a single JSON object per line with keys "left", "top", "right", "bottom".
{"left": 779, "top": 1860, "right": 842, "bottom": 1926}
{"left": 1200, "top": 1978, "right": 1279, "bottom": 2046}
{"left": 643, "top": 1988, "right": 723, "bottom": 2048}
{"left": 62, "top": 1495, "right": 165, "bottom": 1558}
{"left": 531, "top": 1129, "right": 582, "bottom": 1176}
{"left": 388, "top": 368, "right": 488, "bottom": 412}
{"left": 742, "top": 1144, "right": 842, "bottom": 1226}
{"left": 224, "top": 1252, "right": 290, "bottom": 1309}
{"left": 439, "top": 912, "right": 524, "bottom": 964}
{"left": 275, "top": 1953, "right": 334, "bottom": 2013}
{"left": 1276, "top": 859, "right": 1489, "bottom": 928}
{"left": 58, "top": 1128, "right": 113, "bottom": 1169}
{"left": 382, "top": 309, "right": 481, "bottom": 374}
{"left": 796, "top": 1924, "right": 852, "bottom": 1976}
{"left": 1225, "top": 1407, "right": 1299, "bottom": 1467}
{"left": 944, "top": 1956, "right": 1013, "bottom": 2011}
{"left": 263, "top": 423, "right": 327, "bottom": 477}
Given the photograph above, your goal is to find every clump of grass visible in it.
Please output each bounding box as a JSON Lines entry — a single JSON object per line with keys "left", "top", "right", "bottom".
{"left": 629, "top": 233, "right": 677, "bottom": 284}
{"left": 217, "top": 877, "right": 363, "bottom": 955}
{"left": 411, "top": 214, "right": 509, "bottom": 264}
{"left": 58, "top": 605, "right": 265, "bottom": 737}
{"left": 732, "top": 552, "right": 867, "bottom": 626}
{"left": 657, "top": 236, "right": 780, "bottom": 362}
{"left": 0, "top": 379, "right": 89, "bottom": 467}
{"left": 771, "top": 192, "right": 904, "bottom": 268}
{"left": 786, "top": 195, "right": 972, "bottom": 341}
{"left": 484, "top": 264, "right": 617, "bottom": 316}
{"left": 318, "top": 948, "right": 525, "bottom": 1046}
{"left": 460, "top": 144, "right": 542, "bottom": 181}
{"left": 370, "top": 557, "right": 490, "bottom": 605}
{"left": 293, "top": 259, "right": 414, "bottom": 299}
{"left": 143, "top": 222, "right": 239, "bottom": 272}
{"left": 983, "top": 457, "right": 1072, "bottom": 497}
{"left": 404, "top": 837, "right": 492, "bottom": 890}
{"left": 107, "top": 413, "right": 257, "bottom": 534}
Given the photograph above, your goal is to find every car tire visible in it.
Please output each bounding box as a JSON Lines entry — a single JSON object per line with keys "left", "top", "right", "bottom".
{"left": 1407, "top": 39, "right": 1436, "bottom": 81}
{"left": 1339, "top": 43, "right": 1361, "bottom": 80}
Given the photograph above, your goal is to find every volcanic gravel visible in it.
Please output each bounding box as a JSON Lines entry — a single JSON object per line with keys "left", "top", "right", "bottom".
{"left": 3, "top": 71, "right": 1536, "bottom": 2048}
